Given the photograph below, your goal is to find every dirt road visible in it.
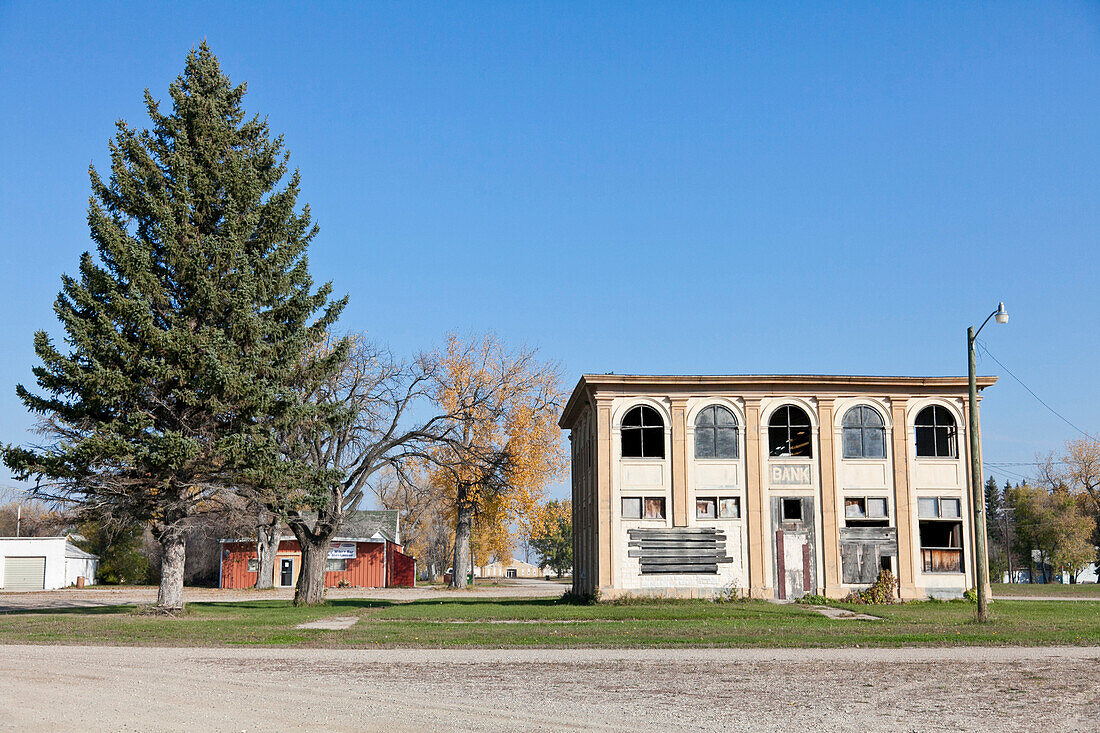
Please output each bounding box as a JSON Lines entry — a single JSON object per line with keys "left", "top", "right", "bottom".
{"left": 1, "top": 645, "right": 1096, "bottom": 732}
{"left": 0, "top": 578, "right": 563, "bottom": 612}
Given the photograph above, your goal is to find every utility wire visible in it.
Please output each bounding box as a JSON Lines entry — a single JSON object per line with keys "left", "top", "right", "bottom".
{"left": 976, "top": 339, "right": 1095, "bottom": 441}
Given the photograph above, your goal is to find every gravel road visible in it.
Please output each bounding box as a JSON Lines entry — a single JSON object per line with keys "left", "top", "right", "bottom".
{"left": 2, "top": 645, "right": 1097, "bottom": 732}
{"left": 0, "top": 578, "right": 563, "bottom": 612}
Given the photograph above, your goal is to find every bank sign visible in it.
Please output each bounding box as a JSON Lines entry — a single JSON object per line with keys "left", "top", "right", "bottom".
{"left": 770, "top": 464, "right": 812, "bottom": 486}
{"left": 327, "top": 543, "right": 357, "bottom": 559}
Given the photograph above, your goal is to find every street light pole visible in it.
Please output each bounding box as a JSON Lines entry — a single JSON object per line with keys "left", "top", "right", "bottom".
{"left": 968, "top": 302, "right": 1008, "bottom": 623}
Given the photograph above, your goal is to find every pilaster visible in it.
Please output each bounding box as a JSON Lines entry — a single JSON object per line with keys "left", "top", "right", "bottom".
{"left": 670, "top": 397, "right": 689, "bottom": 527}
{"left": 744, "top": 398, "right": 768, "bottom": 598}
{"left": 891, "top": 399, "right": 920, "bottom": 599}
{"left": 596, "top": 400, "right": 613, "bottom": 591}
{"left": 817, "top": 399, "right": 843, "bottom": 597}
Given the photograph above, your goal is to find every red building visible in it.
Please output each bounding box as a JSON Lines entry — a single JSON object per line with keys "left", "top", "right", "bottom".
{"left": 219, "top": 510, "right": 415, "bottom": 589}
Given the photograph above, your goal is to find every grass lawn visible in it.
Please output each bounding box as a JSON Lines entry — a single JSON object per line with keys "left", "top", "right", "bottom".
{"left": 0, "top": 596, "right": 1098, "bottom": 648}
{"left": 992, "top": 582, "right": 1100, "bottom": 598}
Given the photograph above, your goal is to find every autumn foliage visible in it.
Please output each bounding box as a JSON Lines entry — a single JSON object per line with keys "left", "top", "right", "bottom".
{"left": 428, "top": 334, "right": 567, "bottom": 587}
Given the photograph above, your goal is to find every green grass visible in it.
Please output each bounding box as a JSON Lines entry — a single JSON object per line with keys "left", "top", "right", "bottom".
{"left": 992, "top": 582, "right": 1100, "bottom": 598}
{"left": 1, "top": 596, "right": 1098, "bottom": 648}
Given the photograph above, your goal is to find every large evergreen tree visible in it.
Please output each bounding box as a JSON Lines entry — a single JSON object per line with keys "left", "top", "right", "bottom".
{"left": 2, "top": 43, "right": 345, "bottom": 611}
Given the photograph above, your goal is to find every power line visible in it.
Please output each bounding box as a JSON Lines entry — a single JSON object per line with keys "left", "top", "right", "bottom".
{"left": 976, "top": 340, "right": 1095, "bottom": 441}
{"left": 985, "top": 464, "right": 1031, "bottom": 484}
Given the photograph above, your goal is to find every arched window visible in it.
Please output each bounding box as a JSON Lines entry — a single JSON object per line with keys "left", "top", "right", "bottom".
{"left": 915, "top": 405, "right": 957, "bottom": 458}
{"left": 694, "top": 405, "right": 739, "bottom": 459}
{"left": 621, "top": 405, "right": 665, "bottom": 458}
{"left": 768, "top": 405, "right": 813, "bottom": 458}
{"left": 842, "top": 405, "right": 886, "bottom": 459}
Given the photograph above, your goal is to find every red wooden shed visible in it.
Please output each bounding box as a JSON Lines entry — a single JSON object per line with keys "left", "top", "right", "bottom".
{"left": 219, "top": 510, "right": 415, "bottom": 589}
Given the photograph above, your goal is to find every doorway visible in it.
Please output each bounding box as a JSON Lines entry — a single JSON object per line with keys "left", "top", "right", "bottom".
{"left": 279, "top": 558, "right": 294, "bottom": 587}
{"left": 772, "top": 496, "right": 817, "bottom": 600}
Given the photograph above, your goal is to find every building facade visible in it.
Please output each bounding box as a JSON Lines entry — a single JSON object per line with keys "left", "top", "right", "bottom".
{"left": 0, "top": 537, "right": 99, "bottom": 590}
{"left": 559, "top": 374, "right": 996, "bottom": 600}
{"left": 219, "top": 510, "right": 415, "bottom": 589}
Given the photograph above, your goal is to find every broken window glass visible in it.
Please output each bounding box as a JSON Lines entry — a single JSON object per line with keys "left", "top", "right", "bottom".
{"left": 919, "top": 520, "right": 964, "bottom": 573}
{"left": 845, "top": 498, "right": 866, "bottom": 518}
{"left": 622, "top": 406, "right": 665, "bottom": 458}
{"left": 782, "top": 498, "right": 803, "bottom": 521}
{"left": 719, "top": 497, "right": 740, "bottom": 518}
{"left": 644, "top": 497, "right": 666, "bottom": 520}
{"left": 769, "top": 405, "right": 813, "bottom": 457}
{"left": 915, "top": 405, "right": 957, "bottom": 458}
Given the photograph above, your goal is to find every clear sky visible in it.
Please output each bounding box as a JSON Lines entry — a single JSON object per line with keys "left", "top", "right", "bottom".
{"left": 1, "top": 2, "right": 1098, "bottom": 498}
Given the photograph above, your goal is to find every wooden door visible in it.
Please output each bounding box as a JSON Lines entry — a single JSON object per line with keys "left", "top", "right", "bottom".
{"left": 772, "top": 497, "right": 816, "bottom": 600}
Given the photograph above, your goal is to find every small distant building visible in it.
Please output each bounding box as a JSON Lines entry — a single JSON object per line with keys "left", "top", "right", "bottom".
{"left": 477, "top": 559, "right": 549, "bottom": 579}
{"left": 219, "top": 510, "right": 415, "bottom": 589}
{"left": 0, "top": 537, "right": 99, "bottom": 590}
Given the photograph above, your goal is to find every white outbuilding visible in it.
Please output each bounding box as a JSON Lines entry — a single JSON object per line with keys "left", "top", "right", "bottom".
{"left": 0, "top": 537, "right": 99, "bottom": 590}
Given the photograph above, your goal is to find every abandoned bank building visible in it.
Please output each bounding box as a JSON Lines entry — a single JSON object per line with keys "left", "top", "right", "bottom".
{"left": 559, "top": 374, "right": 996, "bottom": 601}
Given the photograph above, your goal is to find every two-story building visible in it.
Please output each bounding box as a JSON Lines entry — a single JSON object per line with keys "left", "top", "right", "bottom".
{"left": 559, "top": 374, "right": 995, "bottom": 600}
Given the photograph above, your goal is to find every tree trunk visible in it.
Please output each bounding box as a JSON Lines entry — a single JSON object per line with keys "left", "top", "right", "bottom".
{"left": 294, "top": 537, "right": 329, "bottom": 605}
{"left": 255, "top": 513, "right": 279, "bottom": 590}
{"left": 451, "top": 504, "right": 472, "bottom": 589}
{"left": 156, "top": 531, "right": 186, "bottom": 612}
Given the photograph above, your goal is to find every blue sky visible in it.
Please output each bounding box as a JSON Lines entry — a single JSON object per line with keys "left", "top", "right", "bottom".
{"left": 1, "top": 2, "right": 1098, "bottom": 497}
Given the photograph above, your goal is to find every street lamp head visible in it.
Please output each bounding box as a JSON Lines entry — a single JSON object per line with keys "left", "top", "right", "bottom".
{"left": 994, "top": 301, "right": 1009, "bottom": 325}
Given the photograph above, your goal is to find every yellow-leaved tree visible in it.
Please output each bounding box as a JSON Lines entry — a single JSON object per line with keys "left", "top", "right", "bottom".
{"left": 429, "top": 334, "right": 567, "bottom": 588}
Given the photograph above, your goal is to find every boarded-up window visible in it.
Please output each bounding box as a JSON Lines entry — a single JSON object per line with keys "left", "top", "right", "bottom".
{"left": 919, "top": 520, "right": 963, "bottom": 573}
{"left": 840, "top": 527, "right": 899, "bottom": 584}
{"left": 696, "top": 498, "right": 717, "bottom": 519}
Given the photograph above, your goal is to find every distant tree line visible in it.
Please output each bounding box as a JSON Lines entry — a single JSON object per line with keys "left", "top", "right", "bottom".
{"left": 985, "top": 438, "right": 1099, "bottom": 584}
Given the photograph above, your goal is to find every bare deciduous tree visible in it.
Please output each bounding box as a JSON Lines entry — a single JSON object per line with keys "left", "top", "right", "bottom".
{"left": 256, "top": 337, "right": 457, "bottom": 605}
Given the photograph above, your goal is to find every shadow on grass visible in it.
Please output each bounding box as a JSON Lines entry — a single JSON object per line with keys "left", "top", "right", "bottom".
{"left": 0, "top": 604, "right": 137, "bottom": 617}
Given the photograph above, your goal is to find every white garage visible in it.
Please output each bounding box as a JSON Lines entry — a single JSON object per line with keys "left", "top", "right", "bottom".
{"left": 0, "top": 537, "right": 99, "bottom": 590}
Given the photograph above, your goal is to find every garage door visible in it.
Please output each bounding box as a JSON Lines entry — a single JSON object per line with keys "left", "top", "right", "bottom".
{"left": 4, "top": 556, "right": 46, "bottom": 590}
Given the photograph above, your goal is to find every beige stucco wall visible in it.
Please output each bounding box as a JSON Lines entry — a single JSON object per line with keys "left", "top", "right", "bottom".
{"left": 562, "top": 375, "right": 991, "bottom": 600}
